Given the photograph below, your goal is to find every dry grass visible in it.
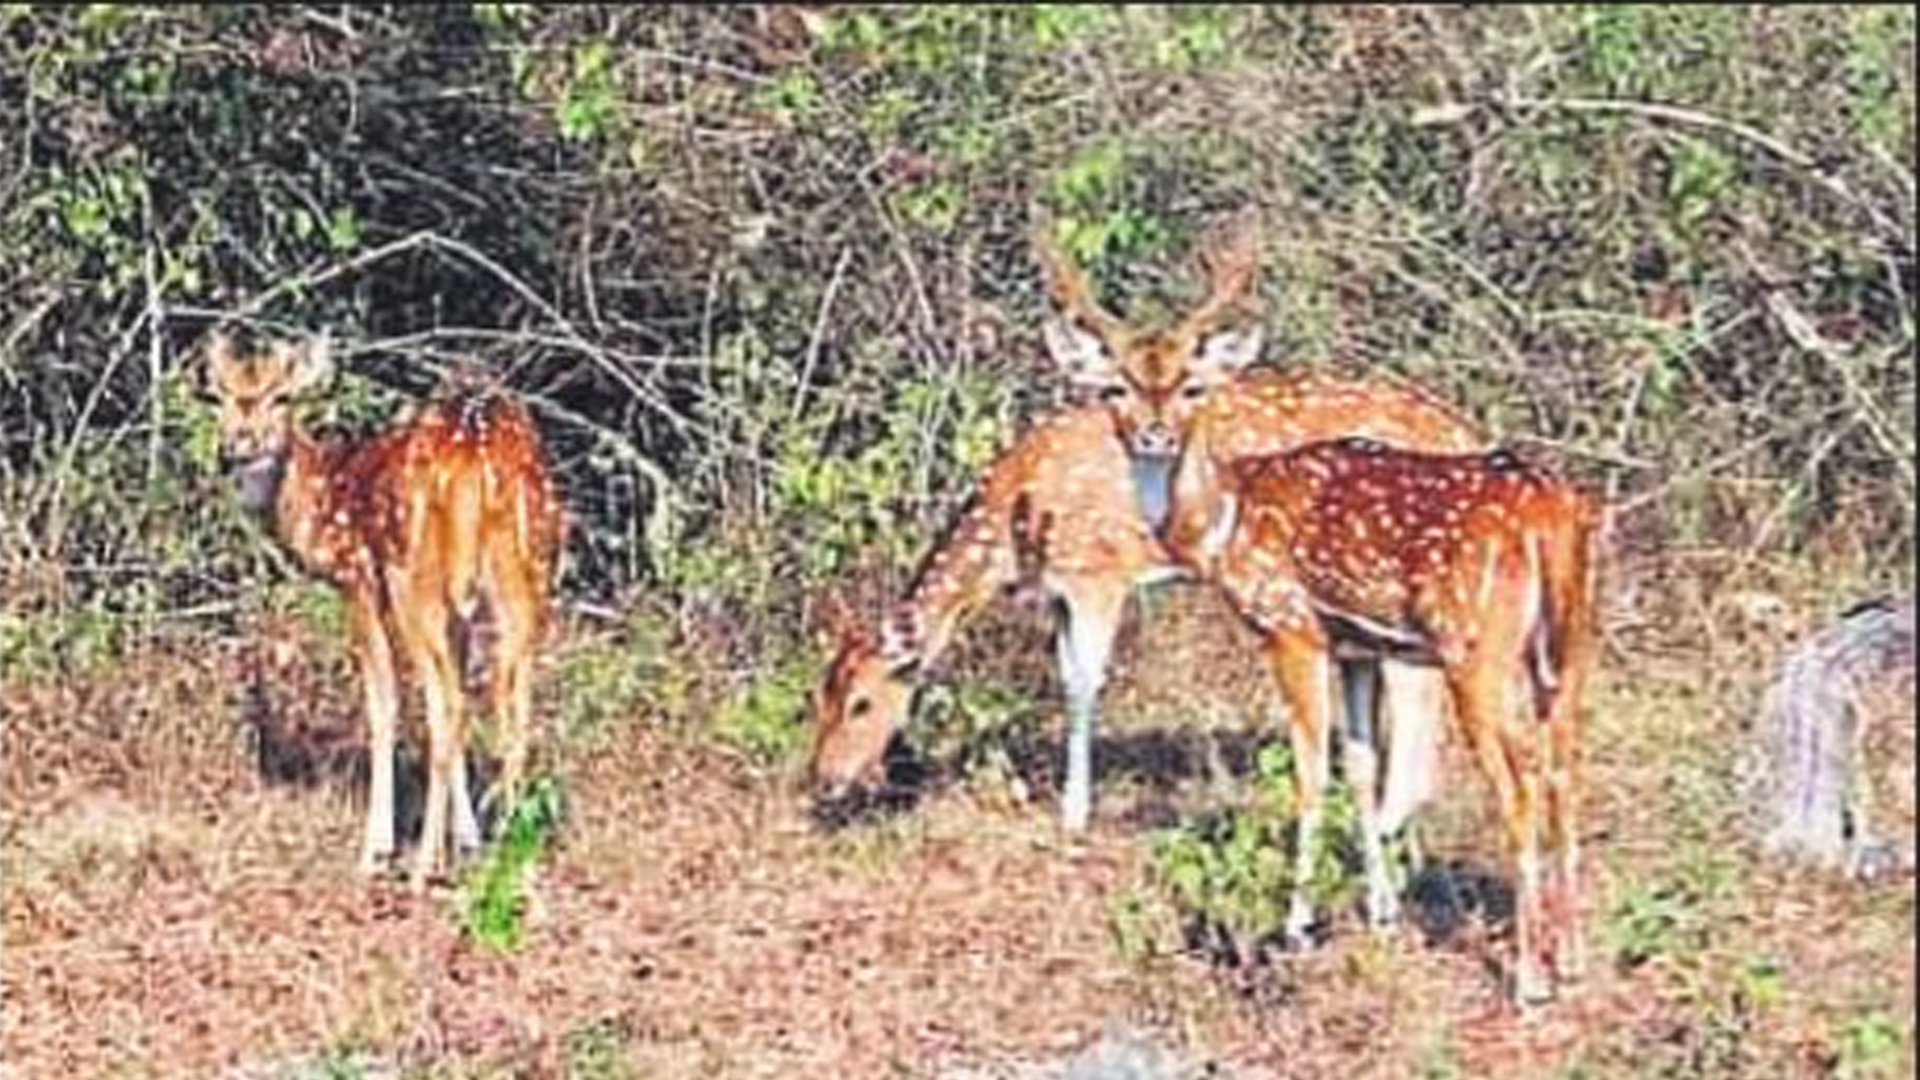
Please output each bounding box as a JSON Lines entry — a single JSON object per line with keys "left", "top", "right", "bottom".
{"left": 3, "top": 559, "right": 1914, "bottom": 1080}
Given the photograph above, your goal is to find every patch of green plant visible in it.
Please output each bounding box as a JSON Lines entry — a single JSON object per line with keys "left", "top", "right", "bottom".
{"left": 0, "top": 602, "right": 127, "bottom": 680}
{"left": 278, "top": 1040, "right": 379, "bottom": 1080}
{"left": 1105, "top": 884, "right": 1183, "bottom": 970}
{"left": 906, "top": 675, "right": 1043, "bottom": 797}
{"left": 709, "top": 648, "right": 817, "bottom": 769}
{"left": 1604, "top": 874, "right": 1714, "bottom": 972}
{"left": 564, "top": 1018, "right": 634, "bottom": 1080}
{"left": 1151, "top": 6, "right": 1234, "bottom": 70}
{"left": 554, "top": 609, "right": 678, "bottom": 744}
{"left": 456, "top": 775, "right": 566, "bottom": 953}
{"left": 1145, "top": 740, "right": 1363, "bottom": 966}
{"left": 1835, "top": 1010, "right": 1906, "bottom": 1080}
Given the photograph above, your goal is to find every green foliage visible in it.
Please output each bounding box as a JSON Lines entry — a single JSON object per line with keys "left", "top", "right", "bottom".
{"left": 1104, "top": 885, "right": 1168, "bottom": 968}
{"left": 1145, "top": 740, "right": 1363, "bottom": 966}
{"left": 456, "top": 776, "right": 566, "bottom": 953}
{"left": 563, "top": 1019, "right": 633, "bottom": 1080}
{"left": 0, "top": 601, "right": 127, "bottom": 680}
{"left": 1604, "top": 855, "right": 1736, "bottom": 972}
{"left": 709, "top": 648, "right": 817, "bottom": 769}
{"left": 554, "top": 610, "right": 680, "bottom": 744}
{"left": 1835, "top": 1011, "right": 1906, "bottom": 1080}
{"left": 908, "top": 675, "right": 1046, "bottom": 800}
{"left": 0, "top": 4, "right": 1913, "bottom": 686}
{"left": 281, "top": 1042, "right": 377, "bottom": 1080}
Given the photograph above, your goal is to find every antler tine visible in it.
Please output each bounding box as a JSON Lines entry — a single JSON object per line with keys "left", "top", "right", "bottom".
{"left": 205, "top": 328, "right": 240, "bottom": 382}
{"left": 1031, "top": 210, "right": 1120, "bottom": 336}
{"left": 1181, "top": 207, "right": 1264, "bottom": 334}
{"left": 814, "top": 592, "right": 863, "bottom": 646}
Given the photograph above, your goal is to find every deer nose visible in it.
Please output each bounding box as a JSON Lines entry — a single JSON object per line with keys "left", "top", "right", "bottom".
{"left": 1132, "top": 424, "right": 1179, "bottom": 458}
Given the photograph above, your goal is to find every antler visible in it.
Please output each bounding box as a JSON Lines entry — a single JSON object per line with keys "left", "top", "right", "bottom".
{"left": 205, "top": 329, "right": 242, "bottom": 390}
{"left": 1177, "top": 207, "right": 1263, "bottom": 337}
{"left": 813, "top": 592, "right": 868, "bottom": 650}
{"left": 1032, "top": 212, "right": 1121, "bottom": 337}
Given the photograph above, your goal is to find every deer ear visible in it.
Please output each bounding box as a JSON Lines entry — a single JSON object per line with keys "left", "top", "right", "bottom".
{"left": 1041, "top": 313, "right": 1115, "bottom": 388}
{"left": 203, "top": 331, "right": 240, "bottom": 395}
{"left": 1194, "top": 322, "right": 1264, "bottom": 380}
{"left": 282, "top": 333, "right": 337, "bottom": 395}
{"left": 877, "top": 613, "right": 926, "bottom": 678}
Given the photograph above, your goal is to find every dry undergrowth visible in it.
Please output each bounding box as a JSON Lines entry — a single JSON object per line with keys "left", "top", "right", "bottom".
{"left": 3, "top": 561, "right": 1914, "bottom": 1080}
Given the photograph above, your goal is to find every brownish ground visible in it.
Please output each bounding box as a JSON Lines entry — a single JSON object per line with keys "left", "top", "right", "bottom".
{"left": 3, "top": 566, "right": 1914, "bottom": 1080}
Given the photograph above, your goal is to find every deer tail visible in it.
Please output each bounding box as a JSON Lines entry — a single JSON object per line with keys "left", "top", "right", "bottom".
{"left": 1527, "top": 495, "right": 1602, "bottom": 726}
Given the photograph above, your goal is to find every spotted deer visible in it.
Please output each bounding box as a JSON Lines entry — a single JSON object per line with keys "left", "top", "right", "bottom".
{"left": 202, "top": 331, "right": 564, "bottom": 890}
{"left": 809, "top": 222, "right": 1490, "bottom": 849}
{"left": 1027, "top": 210, "right": 1495, "bottom": 925}
{"left": 1164, "top": 427, "right": 1604, "bottom": 1007}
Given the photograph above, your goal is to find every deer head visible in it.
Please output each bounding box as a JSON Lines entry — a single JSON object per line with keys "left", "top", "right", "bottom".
{"left": 807, "top": 594, "right": 923, "bottom": 799}
{"left": 1034, "top": 210, "right": 1266, "bottom": 461}
{"left": 202, "top": 330, "right": 335, "bottom": 508}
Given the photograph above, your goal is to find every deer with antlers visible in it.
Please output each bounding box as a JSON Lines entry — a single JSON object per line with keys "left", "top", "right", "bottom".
{"left": 809, "top": 215, "right": 1491, "bottom": 905}
{"left": 1035, "top": 208, "right": 1603, "bottom": 1005}
{"left": 1031, "top": 211, "right": 1497, "bottom": 926}
{"left": 202, "top": 331, "right": 564, "bottom": 890}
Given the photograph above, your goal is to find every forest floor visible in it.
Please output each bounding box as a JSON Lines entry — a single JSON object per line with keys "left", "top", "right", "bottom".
{"left": 4, "top": 554, "right": 1915, "bottom": 1080}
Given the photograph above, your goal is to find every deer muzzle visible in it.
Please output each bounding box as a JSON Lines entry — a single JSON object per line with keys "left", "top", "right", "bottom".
{"left": 1130, "top": 422, "right": 1180, "bottom": 459}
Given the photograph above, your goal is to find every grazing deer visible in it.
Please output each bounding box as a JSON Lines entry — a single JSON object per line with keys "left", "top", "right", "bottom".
{"left": 1162, "top": 427, "right": 1604, "bottom": 1007}
{"left": 202, "top": 331, "right": 564, "bottom": 890}
{"left": 808, "top": 222, "right": 1488, "bottom": 854}
{"left": 1028, "top": 210, "right": 1494, "bottom": 926}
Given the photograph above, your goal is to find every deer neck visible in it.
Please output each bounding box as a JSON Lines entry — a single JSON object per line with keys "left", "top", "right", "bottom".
{"left": 880, "top": 496, "right": 1017, "bottom": 674}
{"left": 1161, "top": 421, "right": 1236, "bottom": 578}
{"left": 264, "top": 428, "right": 357, "bottom": 581}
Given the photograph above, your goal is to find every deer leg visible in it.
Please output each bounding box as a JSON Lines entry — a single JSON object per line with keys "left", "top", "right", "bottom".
{"left": 1537, "top": 522, "right": 1598, "bottom": 982}
{"left": 1448, "top": 655, "right": 1550, "bottom": 1008}
{"left": 1378, "top": 661, "right": 1448, "bottom": 837}
{"left": 484, "top": 558, "right": 544, "bottom": 828}
{"left": 449, "top": 734, "right": 483, "bottom": 857}
{"left": 1056, "top": 580, "right": 1128, "bottom": 833}
{"left": 1379, "top": 661, "right": 1452, "bottom": 919}
{"left": 391, "top": 576, "right": 464, "bottom": 892}
{"left": 1267, "top": 622, "right": 1336, "bottom": 951}
{"left": 1544, "top": 638, "right": 1593, "bottom": 981}
{"left": 1339, "top": 659, "right": 1400, "bottom": 931}
{"left": 350, "top": 596, "right": 401, "bottom": 878}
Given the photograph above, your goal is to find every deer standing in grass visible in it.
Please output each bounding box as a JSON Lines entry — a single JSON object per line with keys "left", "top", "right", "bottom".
{"left": 203, "top": 331, "right": 563, "bottom": 890}
{"left": 1162, "top": 431, "right": 1603, "bottom": 1006}
{"left": 1031, "top": 208, "right": 1600, "bottom": 1004}
{"left": 809, "top": 217, "right": 1490, "bottom": 877}
{"left": 1029, "top": 211, "right": 1495, "bottom": 931}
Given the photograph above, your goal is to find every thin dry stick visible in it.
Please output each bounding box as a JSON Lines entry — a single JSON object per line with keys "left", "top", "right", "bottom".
{"left": 1762, "top": 294, "right": 1915, "bottom": 481}
{"left": 1610, "top": 405, "right": 1851, "bottom": 520}
{"left": 36, "top": 306, "right": 154, "bottom": 564}
{"left": 143, "top": 195, "right": 167, "bottom": 487}
{"left": 791, "top": 245, "right": 853, "bottom": 423}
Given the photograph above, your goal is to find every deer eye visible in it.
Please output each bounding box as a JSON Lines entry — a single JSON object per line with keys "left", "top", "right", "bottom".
{"left": 1178, "top": 381, "right": 1207, "bottom": 400}
{"left": 849, "top": 697, "right": 873, "bottom": 720}
{"left": 1099, "top": 383, "right": 1129, "bottom": 403}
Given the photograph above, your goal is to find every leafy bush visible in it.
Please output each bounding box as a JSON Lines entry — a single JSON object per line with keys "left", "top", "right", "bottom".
{"left": 456, "top": 775, "right": 567, "bottom": 953}
{"left": 709, "top": 648, "right": 818, "bottom": 770}
{"left": 0, "top": 3, "right": 1911, "bottom": 761}
{"left": 1146, "top": 740, "right": 1361, "bottom": 968}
